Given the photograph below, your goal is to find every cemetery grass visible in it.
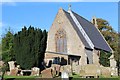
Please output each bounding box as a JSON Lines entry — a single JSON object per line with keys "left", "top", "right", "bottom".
{"left": 71, "top": 77, "right": 120, "bottom": 80}
{"left": 3, "top": 75, "right": 38, "bottom": 79}
{"left": 70, "top": 74, "right": 120, "bottom": 80}
{"left": 3, "top": 75, "right": 120, "bottom": 80}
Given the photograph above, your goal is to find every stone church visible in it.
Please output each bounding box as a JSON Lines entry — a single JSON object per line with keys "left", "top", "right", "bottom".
{"left": 44, "top": 6, "right": 117, "bottom": 76}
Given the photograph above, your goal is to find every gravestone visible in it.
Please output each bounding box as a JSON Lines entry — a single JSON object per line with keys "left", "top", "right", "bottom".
{"left": 8, "top": 61, "right": 19, "bottom": 76}
{"left": 61, "top": 71, "right": 69, "bottom": 80}
{"left": 10, "top": 68, "right": 18, "bottom": 76}
{"left": 109, "top": 54, "right": 118, "bottom": 76}
{"left": 109, "top": 54, "right": 117, "bottom": 68}
{"left": 31, "top": 67, "right": 40, "bottom": 76}
{"left": 41, "top": 68, "right": 53, "bottom": 78}
{"left": 8, "top": 61, "right": 15, "bottom": 71}
{"left": 0, "top": 61, "right": 4, "bottom": 67}
{"left": 100, "top": 66, "right": 111, "bottom": 77}
{"left": 83, "top": 64, "right": 100, "bottom": 78}
{"left": 0, "top": 61, "right": 4, "bottom": 76}
{"left": 52, "top": 64, "right": 61, "bottom": 76}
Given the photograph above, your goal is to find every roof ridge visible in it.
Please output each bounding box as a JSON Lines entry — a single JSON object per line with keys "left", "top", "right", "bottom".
{"left": 72, "top": 11, "right": 95, "bottom": 26}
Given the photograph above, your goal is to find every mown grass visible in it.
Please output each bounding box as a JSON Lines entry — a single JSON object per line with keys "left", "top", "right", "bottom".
{"left": 3, "top": 75, "right": 38, "bottom": 80}
{"left": 3, "top": 75, "right": 120, "bottom": 80}
{"left": 71, "top": 78, "right": 119, "bottom": 80}
{"left": 71, "top": 76, "right": 119, "bottom": 80}
{"left": 70, "top": 74, "right": 81, "bottom": 78}
{"left": 4, "top": 75, "right": 36, "bottom": 78}
{"left": 70, "top": 74, "right": 120, "bottom": 80}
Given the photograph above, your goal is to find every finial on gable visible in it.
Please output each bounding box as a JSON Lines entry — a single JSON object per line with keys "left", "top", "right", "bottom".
{"left": 68, "top": 4, "right": 71, "bottom": 11}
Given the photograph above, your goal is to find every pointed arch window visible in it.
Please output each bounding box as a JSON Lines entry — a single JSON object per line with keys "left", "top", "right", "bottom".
{"left": 55, "top": 28, "right": 67, "bottom": 53}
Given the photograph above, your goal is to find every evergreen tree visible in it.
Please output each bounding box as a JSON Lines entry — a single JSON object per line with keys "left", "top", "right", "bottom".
{"left": 99, "top": 50, "right": 111, "bottom": 67}
{"left": 2, "top": 29, "right": 15, "bottom": 63}
{"left": 39, "top": 30, "right": 47, "bottom": 69}
{"left": 1, "top": 28, "right": 15, "bottom": 78}
{"left": 14, "top": 26, "right": 47, "bottom": 69}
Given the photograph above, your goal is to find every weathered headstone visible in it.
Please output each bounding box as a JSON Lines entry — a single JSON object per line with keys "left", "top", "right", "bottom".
{"left": 8, "top": 61, "right": 15, "bottom": 71}
{"left": 52, "top": 64, "right": 61, "bottom": 76}
{"left": 109, "top": 54, "right": 117, "bottom": 68}
{"left": 31, "top": 67, "right": 40, "bottom": 76}
{"left": 61, "top": 65, "right": 72, "bottom": 76}
{"left": 81, "top": 64, "right": 100, "bottom": 78}
{"left": 0, "top": 61, "right": 4, "bottom": 67}
{"left": 10, "top": 68, "right": 18, "bottom": 76}
{"left": 8, "top": 61, "right": 19, "bottom": 76}
{"left": 0, "top": 61, "right": 4, "bottom": 76}
{"left": 109, "top": 54, "right": 118, "bottom": 76}
{"left": 100, "top": 66, "right": 111, "bottom": 77}
{"left": 61, "top": 71, "right": 69, "bottom": 80}
{"left": 41, "top": 68, "right": 53, "bottom": 78}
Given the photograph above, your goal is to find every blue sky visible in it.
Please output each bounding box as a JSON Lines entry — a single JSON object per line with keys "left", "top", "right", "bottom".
{"left": 1, "top": 2, "right": 118, "bottom": 34}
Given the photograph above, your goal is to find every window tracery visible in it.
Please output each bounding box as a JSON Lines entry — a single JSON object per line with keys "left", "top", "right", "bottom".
{"left": 55, "top": 28, "right": 67, "bottom": 53}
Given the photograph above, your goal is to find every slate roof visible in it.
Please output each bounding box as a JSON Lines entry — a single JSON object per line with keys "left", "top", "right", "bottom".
{"left": 63, "top": 9, "right": 112, "bottom": 52}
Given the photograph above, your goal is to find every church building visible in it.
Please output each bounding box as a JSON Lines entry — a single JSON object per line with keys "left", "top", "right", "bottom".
{"left": 44, "top": 6, "right": 113, "bottom": 70}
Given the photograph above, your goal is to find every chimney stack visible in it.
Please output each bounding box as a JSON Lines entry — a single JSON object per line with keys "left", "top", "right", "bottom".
{"left": 91, "top": 16, "right": 98, "bottom": 27}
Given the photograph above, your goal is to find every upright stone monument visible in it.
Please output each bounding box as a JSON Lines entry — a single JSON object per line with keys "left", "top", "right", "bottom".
{"left": 8, "top": 61, "right": 18, "bottom": 76}
{"left": 31, "top": 67, "right": 40, "bottom": 76}
{"left": 109, "top": 54, "right": 118, "bottom": 76}
{"left": 8, "top": 61, "right": 15, "bottom": 71}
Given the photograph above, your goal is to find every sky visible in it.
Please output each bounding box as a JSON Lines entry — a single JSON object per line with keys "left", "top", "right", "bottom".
{"left": 1, "top": 2, "right": 119, "bottom": 35}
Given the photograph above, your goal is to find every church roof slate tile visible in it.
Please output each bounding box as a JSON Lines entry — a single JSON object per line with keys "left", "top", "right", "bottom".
{"left": 63, "top": 9, "right": 112, "bottom": 52}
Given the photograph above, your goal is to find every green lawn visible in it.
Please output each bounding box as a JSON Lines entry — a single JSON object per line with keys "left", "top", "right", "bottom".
{"left": 3, "top": 75, "right": 39, "bottom": 80}
{"left": 70, "top": 74, "right": 81, "bottom": 78}
{"left": 4, "top": 75, "right": 37, "bottom": 78}
{"left": 70, "top": 74, "right": 120, "bottom": 80}
{"left": 71, "top": 76, "right": 120, "bottom": 80}
{"left": 3, "top": 75, "right": 120, "bottom": 80}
